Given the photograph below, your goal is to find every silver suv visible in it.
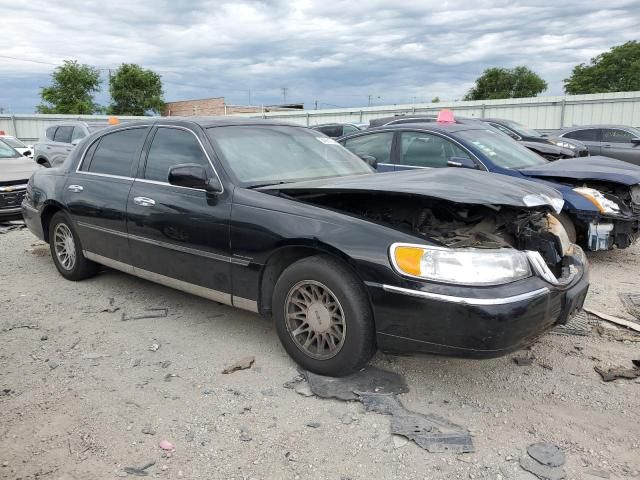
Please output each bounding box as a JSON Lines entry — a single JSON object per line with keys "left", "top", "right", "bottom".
{"left": 33, "top": 121, "right": 110, "bottom": 168}
{"left": 558, "top": 124, "right": 640, "bottom": 166}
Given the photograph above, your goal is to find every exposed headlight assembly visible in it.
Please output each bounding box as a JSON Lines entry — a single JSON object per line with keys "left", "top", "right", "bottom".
{"left": 573, "top": 187, "right": 620, "bottom": 215}
{"left": 390, "top": 243, "right": 531, "bottom": 285}
{"left": 553, "top": 141, "right": 576, "bottom": 150}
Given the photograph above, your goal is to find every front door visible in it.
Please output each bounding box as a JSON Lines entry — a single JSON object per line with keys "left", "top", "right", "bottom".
{"left": 341, "top": 132, "right": 395, "bottom": 171}
{"left": 64, "top": 126, "right": 150, "bottom": 264}
{"left": 601, "top": 128, "right": 640, "bottom": 165}
{"left": 126, "top": 125, "right": 232, "bottom": 302}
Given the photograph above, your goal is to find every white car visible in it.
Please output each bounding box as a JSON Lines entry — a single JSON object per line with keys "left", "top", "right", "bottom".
{"left": 0, "top": 135, "right": 33, "bottom": 158}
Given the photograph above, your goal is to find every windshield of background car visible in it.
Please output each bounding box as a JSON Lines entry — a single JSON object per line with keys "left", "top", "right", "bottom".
{"left": 1, "top": 137, "right": 26, "bottom": 148}
{"left": 0, "top": 140, "right": 20, "bottom": 158}
{"left": 507, "top": 121, "right": 544, "bottom": 138}
{"left": 207, "top": 126, "right": 373, "bottom": 186}
{"left": 456, "top": 129, "right": 548, "bottom": 169}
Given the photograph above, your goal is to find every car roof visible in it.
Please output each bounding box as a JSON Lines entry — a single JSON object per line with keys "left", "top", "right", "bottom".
{"left": 560, "top": 124, "right": 638, "bottom": 132}
{"left": 97, "top": 116, "right": 301, "bottom": 129}
{"left": 361, "top": 122, "right": 489, "bottom": 134}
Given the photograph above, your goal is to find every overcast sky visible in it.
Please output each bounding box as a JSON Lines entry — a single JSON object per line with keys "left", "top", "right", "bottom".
{"left": 1, "top": 0, "right": 639, "bottom": 113}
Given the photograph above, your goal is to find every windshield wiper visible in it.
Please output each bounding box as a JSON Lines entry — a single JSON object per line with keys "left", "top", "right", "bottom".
{"left": 246, "top": 181, "right": 293, "bottom": 189}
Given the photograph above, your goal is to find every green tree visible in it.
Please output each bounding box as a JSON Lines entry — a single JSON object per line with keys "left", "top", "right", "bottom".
{"left": 431, "top": 96, "right": 440, "bottom": 103}
{"left": 464, "top": 66, "right": 547, "bottom": 101}
{"left": 37, "top": 60, "right": 101, "bottom": 114}
{"left": 108, "top": 64, "right": 165, "bottom": 115}
{"left": 564, "top": 41, "right": 640, "bottom": 94}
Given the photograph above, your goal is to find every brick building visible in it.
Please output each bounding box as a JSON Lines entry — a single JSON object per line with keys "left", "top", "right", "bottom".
{"left": 163, "top": 97, "right": 302, "bottom": 117}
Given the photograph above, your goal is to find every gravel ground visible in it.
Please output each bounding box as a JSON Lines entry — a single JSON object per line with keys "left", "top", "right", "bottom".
{"left": 1, "top": 228, "right": 639, "bottom": 480}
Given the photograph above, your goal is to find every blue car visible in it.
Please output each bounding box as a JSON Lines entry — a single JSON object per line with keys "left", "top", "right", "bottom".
{"left": 338, "top": 118, "right": 640, "bottom": 251}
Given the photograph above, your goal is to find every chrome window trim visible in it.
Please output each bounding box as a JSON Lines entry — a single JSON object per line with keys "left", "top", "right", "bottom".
{"left": 145, "top": 125, "right": 224, "bottom": 194}
{"left": 382, "top": 284, "right": 549, "bottom": 306}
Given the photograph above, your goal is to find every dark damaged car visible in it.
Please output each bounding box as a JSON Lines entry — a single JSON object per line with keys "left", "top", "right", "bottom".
{"left": 22, "top": 118, "right": 588, "bottom": 376}
{"left": 339, "top": 120, "right": 640, "bottom": 251}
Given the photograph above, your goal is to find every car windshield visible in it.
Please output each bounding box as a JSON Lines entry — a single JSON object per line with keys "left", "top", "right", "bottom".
{"left": 456, "top": 129, "right": 548, "bottom": 169}
{"left": 207, "top": 125, "right": 373, "bottom": 186}
{"left": 504, "top": 120, "right": 544, "bottom": 138}
{"left": 0, "top": 140, "right": 20, "bottom": 159}
{"left": 1, "top": 137, "right": 26, "bottom": 148}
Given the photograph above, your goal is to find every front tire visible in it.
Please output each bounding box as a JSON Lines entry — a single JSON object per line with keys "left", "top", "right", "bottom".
{"left": 49, "top": 211, "right": 99, "bottom": 281}
{"left": 272, "top": 255, "right": 376, "bottom": 376}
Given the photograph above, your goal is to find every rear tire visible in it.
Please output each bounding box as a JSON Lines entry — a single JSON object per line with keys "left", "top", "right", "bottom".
{"left": 272, "top": 255, "right": 376, "bottom": 377}
{"left": 49, "top": 211, "right": 99, "bottom": 281}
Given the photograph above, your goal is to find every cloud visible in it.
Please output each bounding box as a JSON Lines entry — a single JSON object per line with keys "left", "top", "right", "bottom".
{"left": 0, "top": 0, "right": 638, "bottom": 112}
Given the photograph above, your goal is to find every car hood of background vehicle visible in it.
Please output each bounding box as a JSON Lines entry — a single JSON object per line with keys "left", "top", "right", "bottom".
{"left": 261, "top": 168, "right": 564, "bottom": 210}
{"left": 519, "top": 140, "right": 575, "bottom": 157}
{"left": 0, "top": 158, "right": 38, "bottom": 182}
{"left": 519, "top": 156, "right": 640, "bottom": 185}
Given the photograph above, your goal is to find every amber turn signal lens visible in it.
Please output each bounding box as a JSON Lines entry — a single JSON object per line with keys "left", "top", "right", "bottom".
{"left": 393, "top": 246, "right": 424, "bottom": 276}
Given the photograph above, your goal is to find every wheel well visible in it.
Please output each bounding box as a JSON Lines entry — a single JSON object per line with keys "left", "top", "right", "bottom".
{"left": 40, "top": 205, "right": 63, "bottom": 243}
{"left": 258, "top": 245, "right": 365, "bottom": 317}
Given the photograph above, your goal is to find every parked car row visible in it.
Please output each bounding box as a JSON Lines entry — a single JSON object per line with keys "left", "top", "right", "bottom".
{"left": 11, "top": 114, "right": 640, "bottom": 377}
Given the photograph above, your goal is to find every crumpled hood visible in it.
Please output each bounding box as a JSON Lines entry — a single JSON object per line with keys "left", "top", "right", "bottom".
{"left": 519, "top": 140, "right": 575, "bottom": 157}
{"left": 0, "top": 157, "right": 39, "bottom": 183}
{"left": 520, "top": 156, "right": 640, "bottom": 186}
{"left": 262, "top": 168, "right": 564, "bottom": 211}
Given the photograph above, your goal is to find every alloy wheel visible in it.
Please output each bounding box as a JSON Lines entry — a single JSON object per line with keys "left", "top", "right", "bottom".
{"left": 53, "top": 223, "right": 76, "bottom": 271}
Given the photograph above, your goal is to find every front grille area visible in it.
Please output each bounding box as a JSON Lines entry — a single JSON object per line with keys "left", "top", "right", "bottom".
{"left": 0, "top": 188, "right": 26, "bottom": 210}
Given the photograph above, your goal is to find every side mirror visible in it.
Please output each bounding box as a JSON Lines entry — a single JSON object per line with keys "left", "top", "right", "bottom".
{"left": 168, "top": 163, "right": 222, "bottom": 193}
{"left": 447, "top": 157, "right": 478, "bottom": 169}
{"left": 169, "top": 163, "right": 222, "bottom": 193}
{"left": 23, "top": 150, "right": 32, "bottom": 157}
{"left": 359, "top": 154, "right": 378, "bottom": 169}
{"left": 71, "top": 139, "right": 81, "bottom": 146}
{"left": 631, "top": 138, "right": 640, "bottom": 145}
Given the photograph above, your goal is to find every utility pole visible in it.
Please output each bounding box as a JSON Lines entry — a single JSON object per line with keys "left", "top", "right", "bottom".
{"left": 314, "top": 100, "right": 318, "bottom": 110}
{"left": 280, "top": 87, "right": 289, "bottom": 105}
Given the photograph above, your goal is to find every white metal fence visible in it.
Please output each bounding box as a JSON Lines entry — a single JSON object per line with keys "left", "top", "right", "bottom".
{"left": 232, "top": 91, "right": 640, "bottom": 130}
{"left": 0, "top": 114, "right": 149, "bottom": 142}
{"left": 3, "top": 92, "right": 640, "bottom": 141}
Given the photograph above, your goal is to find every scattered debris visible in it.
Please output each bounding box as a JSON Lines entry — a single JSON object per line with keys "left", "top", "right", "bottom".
{"left": 40, "top": 334, "right": 48, "bottom": 341}
{"left": 164, "top": 373, "right": 178, "bottom": 382}
{"left": 123, "top": 460, "right": 155, "bottom": 476}
{"left": 595, "top": 325, "right": 640, "bottom": 342}
{"left": 527, "top": 442, "right": 565, "bottom": 467}
{"left": 239, "top": 430, "right": 252, "bottom": 442}
{"left": 520, "top": 455, "right": 566, "bottom": 480}
{"left": 305, "top": 422, "right": 321, "bottom": 428}
{"left": 584, "top": 307, "right": 640, "bottom": 333}
{"left": 0, "top": 388, "right": 13, "bottom": 397}
{"left": 101, "top": 297, "right": 120, "bottom": 313}
{"left": 122, "top": 308, "right": 169, "bottom": 322}
{"left": 594, "top": 362, "right": 640, "bottom": 382}
{"left": 160, "top": 361, "right": 171, "bottom": 369}
{"left": 619, "top": 292, "right": 640, "bottom": 322}
{"left": 0, "top": 221, "right": 26, "bottom": 234}
{"left": 303, "top": 366, "right": 409, "bottom": 401}
{"left": 513, "top": 354, "right": 535, "bottom": 366}
{"left": 283, "top": 374, "right": 304, "bottom": 389}
{"left": 158, "top": 440, "right": 175, "bottom": 451}
{"left": 141, "top": 426, "right": 156, "bottom": 435}
{"left": 81, "top": 353, "right": 110, "bottom": 360}
{"left": 552, "top": 310, "right": 592, "bottom": 336}
{"left": 69, "top": 337, "right": 81, "bottom": 350}
{"left": 48, "top": 360, "right": 59, "bottom": 370}
{"left": 202, "top": 389, "right": 215, "bottom": 395}
{"left": 131, "top": 359, "right": 142, "bottom": 368}
{"left": 147, "top": 342, "right": 161, "bottom": 352}
{"left": 2, "top": 324, "right": 39, "bottom": 333}
{"left": 222, "top": 356, "right": 255, "bottom": 374}
{"left": 294, "top": 382, "right": 314, "bottom": 397}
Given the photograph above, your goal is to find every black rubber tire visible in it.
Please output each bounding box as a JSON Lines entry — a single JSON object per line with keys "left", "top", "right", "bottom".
{"left": 49, "top": 211, "right": 99, "bottom": 281}
{"left": 553, "top": 212, "right": 577, "bottom": 244}
{"left": 272, "top": 255, "right": 376, "bottom": 377}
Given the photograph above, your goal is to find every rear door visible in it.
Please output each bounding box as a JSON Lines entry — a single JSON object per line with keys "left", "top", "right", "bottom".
{"left": 561, "top": 128, "right": 602, "bottom": 155}
{"left": 64, "top": 126, "right": 150, "bottom": 264}
{"left": 341, "top": 132, "right": 396, "bottom": 171}
{"left": 126, "top": 125, "right": 232, "bottom": 301}
{"left": 601, "top": 128, "right": 640, "bottom": 165}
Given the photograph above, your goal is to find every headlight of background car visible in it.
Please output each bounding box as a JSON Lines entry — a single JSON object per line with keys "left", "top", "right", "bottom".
{"left": 390, "top": 243, "right": 531, "bottom": 285}
{"left": 573, "top": 187, "right": 620, "bottom": 215}
{"left": 553, "top": 141, "right": 576, "bottom": 150}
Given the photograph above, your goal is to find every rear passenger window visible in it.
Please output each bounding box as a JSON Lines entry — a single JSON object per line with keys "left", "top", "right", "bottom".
{"left": 144, "top": 127, "right": 209, "bottom": 182}
{"left": 46, "top": 126, "right": 57, "bottom": 140}
{"left": 87, "top": 128, "right": 147, "bottom": 177}
{"left": 53, "top": 126, "right": 73, "bottom": 143}
{"left": 71, "top": 127, "right": 86, "bottom": 142}
{"left": 342, "top": 132, "right": 394, "bottom": 164}
{"left": 317, "top": 125, "right": 343, "bottom": 138}
{"left": 563, "top": 129, "right": 599, "bottom": 142}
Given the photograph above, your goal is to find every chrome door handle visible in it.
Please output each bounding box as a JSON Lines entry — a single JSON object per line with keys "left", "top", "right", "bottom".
{"left": 67, "top": 185, "right": 84, "bottom": 193}
{"left": 133, "top": 196, "right": 156, "bottom": 207}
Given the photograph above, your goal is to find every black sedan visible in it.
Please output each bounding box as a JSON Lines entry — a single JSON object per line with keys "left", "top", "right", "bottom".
{"left": 22, "top": 118, "right": 589, "bottom": 376}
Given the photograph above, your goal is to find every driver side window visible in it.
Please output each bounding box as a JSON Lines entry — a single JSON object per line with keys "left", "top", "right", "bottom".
{"left": 399, "top": 131, "right": 471, "bottom": 168}
{"left": 144, "top": 127, "right": 210, "bottom": 182}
